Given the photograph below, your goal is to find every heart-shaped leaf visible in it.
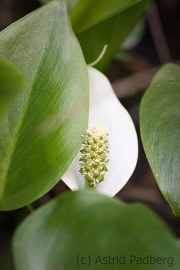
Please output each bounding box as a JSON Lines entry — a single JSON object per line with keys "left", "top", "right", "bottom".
{"left": 13, "top": 190, "right": 180, "bottom": 270}
{"left": 0, "top": 0, "right": 89, "bottom": 210}
{"left": 0, "top": 58, "right": 26, "bottom": 116}
{"left": 140, "top": 63, "right": 180, "bottom": 218}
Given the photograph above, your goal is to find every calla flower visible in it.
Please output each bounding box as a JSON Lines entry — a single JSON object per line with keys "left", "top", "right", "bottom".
{"left": 62, "top": 67, "right": 138, "bottom": 197}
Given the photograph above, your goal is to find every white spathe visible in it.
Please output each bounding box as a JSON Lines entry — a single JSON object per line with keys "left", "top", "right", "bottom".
{"left": 62, "top": 67, "right": 138, "bottom": 197}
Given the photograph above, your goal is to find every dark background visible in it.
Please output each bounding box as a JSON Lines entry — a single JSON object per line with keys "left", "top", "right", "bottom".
{"left": 1, "top": 0, "right": 180, "bottom": 269}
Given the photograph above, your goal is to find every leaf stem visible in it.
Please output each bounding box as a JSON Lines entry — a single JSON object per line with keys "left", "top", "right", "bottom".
{"left": 88, "top": 45, "right": 108, "bottom": 67}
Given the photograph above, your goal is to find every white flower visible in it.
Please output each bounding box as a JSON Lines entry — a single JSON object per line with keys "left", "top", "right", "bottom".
{"left": 61, "top": 67, "right": 138, "bottom": 197}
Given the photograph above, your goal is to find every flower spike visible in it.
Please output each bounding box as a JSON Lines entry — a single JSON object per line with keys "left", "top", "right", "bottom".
{"left": 62, "top": 67, "right": 138, "bottom": 197}
{"left": 79, "top": 125, "right": 109, "bottom": 187}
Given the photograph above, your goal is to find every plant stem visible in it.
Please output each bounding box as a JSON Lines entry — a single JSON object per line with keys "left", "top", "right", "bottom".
{"left": 84, "top": 182, "right": 96, "bottom": 190}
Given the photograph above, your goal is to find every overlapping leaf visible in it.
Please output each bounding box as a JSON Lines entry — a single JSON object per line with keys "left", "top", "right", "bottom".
{"left": 140, "top": 63, "right": 180, "bottom": 218}
{"left": 73, "top": 0, "right": 151, "bottom": 70}
{"left": 0, "top": 0, "right": 89, "bottom": 210}
{"left": 40, "top": 0, "right": 151, "bottom": 71}
{"left": 13, "top": 190, "right": 180, "bottom": 270}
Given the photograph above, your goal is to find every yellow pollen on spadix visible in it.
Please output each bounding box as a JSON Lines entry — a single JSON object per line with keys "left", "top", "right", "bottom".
{"left": 90, "top": 124, "right": 108, "bottom": 139}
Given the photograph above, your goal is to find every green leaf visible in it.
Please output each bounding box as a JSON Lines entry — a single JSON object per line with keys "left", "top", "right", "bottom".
{"left": 0, "top": 0, "right": 89, "bottom": 210}
{"left": 121, "top": 18, "right": 145, "bottom": 50}
{"left": 73, "top": 0, "right": 151, "bottom": 70}
{"left": 13, "top": 190, "right": 180, "bottom": 270}
{"left": 37, "top": 1, "right": 151, "bottom": 70}
{"left": 71, "top": 0, "right": 139, "bottom": 33}
{"left": 140, "top": 63, "right": 180, "bottom": 219}
{"left": 0, "top": 58, "right": 26, "bottom": 116}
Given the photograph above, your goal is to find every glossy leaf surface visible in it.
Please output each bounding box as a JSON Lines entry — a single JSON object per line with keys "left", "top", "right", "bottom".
{"left": 0, "top": 0, "right": 88, "bottom": 210}
{"left": 13, "top": 190, "right": 180, "bottom": 270}
{"left": 0, "top": 58, "right": 26, "bottom": 116}
{"left": 140, "top": 63, "right": 180, "bottom": 218}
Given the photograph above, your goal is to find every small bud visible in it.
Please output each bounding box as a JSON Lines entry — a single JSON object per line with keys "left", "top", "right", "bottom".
{"left": 98, "top": 175, "right": 104, "bottom": 182}
{"left": 91, "top": 145, "right": 97, "bottom": 151}
{"left": 79, "top": 124, "right": 109, "bottom": 187}
{"left": 85, "top": 165, "right": 91, "bottom": 172}
{"left": 92, "top": 162, "right": 99, "bottom": 169}
{"left": 85, "top": 174, "right": 93, "bottom": 182}
{"left": 90, "top": 152, "right": 96, "bottom": 158}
